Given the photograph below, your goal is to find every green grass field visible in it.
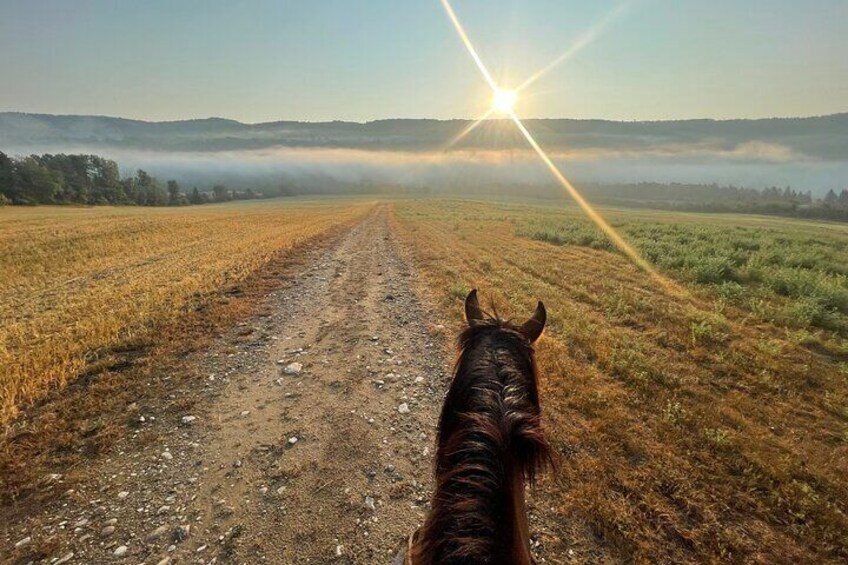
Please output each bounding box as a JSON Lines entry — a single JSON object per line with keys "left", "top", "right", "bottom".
{"left": 510, "top": 205, "right": 848, "bottom": 343}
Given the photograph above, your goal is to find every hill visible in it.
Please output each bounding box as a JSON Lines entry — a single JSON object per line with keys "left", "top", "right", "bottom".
{"left": 2, "top": 112, "right": 847, "bottom": 160}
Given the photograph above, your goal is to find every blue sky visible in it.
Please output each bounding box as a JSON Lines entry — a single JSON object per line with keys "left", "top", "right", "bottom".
{"left": 1, "top": 0, "right": 846, "bottom": 122}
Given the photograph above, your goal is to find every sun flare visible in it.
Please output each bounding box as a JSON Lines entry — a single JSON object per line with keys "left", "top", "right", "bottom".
{"left": 492, "top": 88, "right": 517, "bottom": 114}
{"left": 440, "top": 0, "right": 683, "bottom": 296}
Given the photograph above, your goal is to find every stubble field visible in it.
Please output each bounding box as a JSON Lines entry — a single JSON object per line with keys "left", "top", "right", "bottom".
{"left": 0, "top": 200, "right": 372, "bottom": 425}
{"left": 1, "top": 197, "right": 847, "bottom": 563}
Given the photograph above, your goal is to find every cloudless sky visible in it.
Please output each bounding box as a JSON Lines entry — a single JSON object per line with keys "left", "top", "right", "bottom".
{"left": 0, "top": 0, "right": 846, "bottom": 122}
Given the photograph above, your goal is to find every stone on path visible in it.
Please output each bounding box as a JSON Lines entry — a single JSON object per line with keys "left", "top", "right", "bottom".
{"left": 283, "top": 362, "right": 303, "bottom": 375}
{"left": 364, "top": 496, "right": 376, "bottom": 511}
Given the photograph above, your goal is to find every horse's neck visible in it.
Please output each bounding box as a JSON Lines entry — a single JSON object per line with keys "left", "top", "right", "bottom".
{"left": 414, "top": 339, "right": 541, "bottom": 565}
{"left": 416, "top": 462, "right": 534, "bottom": 565}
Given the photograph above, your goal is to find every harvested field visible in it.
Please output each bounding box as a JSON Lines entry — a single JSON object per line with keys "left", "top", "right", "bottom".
{"left": 0, "top": 200, "right": 372, "bottom": 424}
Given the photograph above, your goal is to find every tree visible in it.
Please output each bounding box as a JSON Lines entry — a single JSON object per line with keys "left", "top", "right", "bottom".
{"left": 782, "top": 186, "right": 797, "bottom": 202}
{"left": 189, "top": 186, "right": 203, "bottom": 205}
{"left": 120, "top": 176, "right": 138, "bottom": 204}
{"left": 838, "top": 189, "right": 848, "bottom": 210}
{"left": 35, "top": 154, "right": 93, "bottom": 203}
{"left": 0, "top": 151, "right": 15, "bottom": 201}
{"left": 135, "top": 169, "right": 166, "bottom": 206}
{"left": 167, "top": 180, "right": 181, "bottom": 205}
{"left": 90, "top": 156, "right": 123, "bottom": 204}
{"left": 823, "top": 189, "right": 838, "bottom": 208}
{"left": 14, "top": 157, "right": 64, "bottom": 203}
{"left": 212, "top": 184, "right": 230, "bottom": 202}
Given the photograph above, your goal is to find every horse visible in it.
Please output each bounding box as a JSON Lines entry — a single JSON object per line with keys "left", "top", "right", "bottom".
{"left": 396, "top": 289, "right": 551, "bottom": 565}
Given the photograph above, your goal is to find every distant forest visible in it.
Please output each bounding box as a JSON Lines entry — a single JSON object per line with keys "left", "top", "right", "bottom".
{"left": 1, "top": 150, "right": 847, "bottom": 222}
{"left": 0, "top": 151, "right": 265, "bottom": 207}
{"left": 576, "top": 182, "right": 848, "bottom": 221}
{"left": 3, "top": 112, "right": 846, "bottom": 159}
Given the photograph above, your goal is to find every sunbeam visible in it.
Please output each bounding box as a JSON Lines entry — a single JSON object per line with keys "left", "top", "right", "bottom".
{"left": 507, "top": 112, "right": 667, "bottom": 282}
{"left": 515, "top": 1, "right": 633, "bottom": 93}
{"left": 439, "top": 0, "right": 682, "bottom": 294}
{"left": 443, "top": 107, "right": 495, "bottom": 151}
{"left": 439, "top": 0, "right": 498, "bottom": 91}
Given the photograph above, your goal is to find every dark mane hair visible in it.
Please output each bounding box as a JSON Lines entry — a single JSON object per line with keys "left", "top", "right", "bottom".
{"left": 411, "top": 309, "right": 551, "bottom": 565}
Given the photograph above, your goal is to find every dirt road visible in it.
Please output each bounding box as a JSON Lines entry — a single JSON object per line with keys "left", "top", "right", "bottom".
{"left": 3, "top": 209, "right": 453, "bottom": 564}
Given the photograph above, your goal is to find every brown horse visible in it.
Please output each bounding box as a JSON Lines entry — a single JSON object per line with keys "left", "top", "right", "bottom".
{"left": 397, "top": 289, "right": 551, "bottom": 565}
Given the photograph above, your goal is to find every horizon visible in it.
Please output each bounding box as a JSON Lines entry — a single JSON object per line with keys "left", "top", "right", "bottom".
{"left": 1, "top": 0, "right": 846, "bottom": 122}
{"left": 2, "top": 109, "right": 846, "bottom": 126}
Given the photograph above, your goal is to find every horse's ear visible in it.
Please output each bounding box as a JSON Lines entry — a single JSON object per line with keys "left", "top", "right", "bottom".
{"left": 465, "top": 289, "right": 485, "bottom": 326}
{"left": 519, "top": 301, "right": 546, "bottom": 343}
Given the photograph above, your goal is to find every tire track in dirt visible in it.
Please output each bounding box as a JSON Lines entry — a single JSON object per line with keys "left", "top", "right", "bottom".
{"left": 2, "top": 207, "right": 452, "bottom": 564}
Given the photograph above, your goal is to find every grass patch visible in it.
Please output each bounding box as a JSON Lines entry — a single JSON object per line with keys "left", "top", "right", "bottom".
{"left": 516, "top": 210, "right": 848, "bottom": 338}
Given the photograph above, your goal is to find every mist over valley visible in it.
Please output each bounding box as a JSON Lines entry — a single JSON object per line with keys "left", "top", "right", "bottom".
{"left": 2, "top": 111, "right": 846, "bottom": 196}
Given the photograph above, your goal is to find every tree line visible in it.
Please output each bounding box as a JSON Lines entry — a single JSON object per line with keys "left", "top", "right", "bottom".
{"left": 2, "top": 150, "right": 846, "bottom": 222}
{"left": 0, "top": 151, "right": 262, "bottom": 206}
{"left": 578, "top": 182, "right": 848, "bottom": 222}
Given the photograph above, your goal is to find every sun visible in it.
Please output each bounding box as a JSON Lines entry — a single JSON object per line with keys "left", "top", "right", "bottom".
{"left": 491, "top": 88, "right": 518, "bottom": 114}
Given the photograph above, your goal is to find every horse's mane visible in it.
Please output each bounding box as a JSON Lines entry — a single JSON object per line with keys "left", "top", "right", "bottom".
{"left": 413, "top": 315, "right": 551, "bottom": 565}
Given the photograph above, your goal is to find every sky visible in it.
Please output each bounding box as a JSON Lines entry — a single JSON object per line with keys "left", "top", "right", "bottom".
{"left": 0, "top": 0, "right": 846, "bottom": 123}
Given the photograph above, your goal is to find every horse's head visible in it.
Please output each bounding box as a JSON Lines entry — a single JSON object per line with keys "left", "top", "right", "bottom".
{"left": 452, "top": 289, "right": 549, "bottom": 483}
{"left": 463, "top": 288, "right": 546, "bottom": 344}
{"left": 455, "top": 288, "right": 547, "bottom": 417}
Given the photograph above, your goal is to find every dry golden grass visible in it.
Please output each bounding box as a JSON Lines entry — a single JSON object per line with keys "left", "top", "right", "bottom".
{"left": 0, "top": 200, "right": 372, "bottom": 425}
{"left": 392, "top": 200, "right": 848, "bottom": 564}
